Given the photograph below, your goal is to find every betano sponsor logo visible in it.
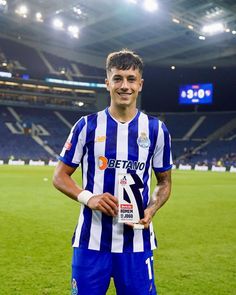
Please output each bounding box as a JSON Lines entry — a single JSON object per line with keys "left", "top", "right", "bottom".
{"left": 98, "top": 156, "right": 145, "bottom": 171}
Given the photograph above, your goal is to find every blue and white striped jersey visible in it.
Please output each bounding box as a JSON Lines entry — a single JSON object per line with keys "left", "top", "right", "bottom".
{"left": 59, "top": 108, "right": 172, "bottom": 253}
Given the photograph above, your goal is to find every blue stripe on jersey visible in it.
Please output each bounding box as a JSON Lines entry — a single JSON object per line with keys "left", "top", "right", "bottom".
{"left": 100, "top": 113, "right": 117, "bottom": 252}
{"left": 79, "top": 114, "right": 97, "bottom": 249}
{"left": 142, "top": 116, "right": 159, "bottom": 251}
{"left": 123, "top": 118, "right": 139, "bottom": 252}
{"left": 142, "top": 116, "right": 159, "bottom": 208}
{"left": 59, "top": 117, "right": 86, "bottom": 167}
{"left": 153, "top": 122, "right": 172, "bottom": 173}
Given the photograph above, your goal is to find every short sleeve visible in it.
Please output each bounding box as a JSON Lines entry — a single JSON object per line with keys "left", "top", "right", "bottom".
{"left": 59, "top": 117, "right": 86, "bottom": 167}
{"left": 152, "top": 121, "right": 173, "bottom": 172}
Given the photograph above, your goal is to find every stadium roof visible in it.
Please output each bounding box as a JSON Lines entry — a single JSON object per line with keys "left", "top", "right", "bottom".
{"left": 0, "top": 0, "right": 236, "bottom": 69}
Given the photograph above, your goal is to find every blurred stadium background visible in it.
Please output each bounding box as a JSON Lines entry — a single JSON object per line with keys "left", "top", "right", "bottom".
{"left": 0, "top": 0, "right": 235, "bottom": 294}
{"left": 0, "top": 0, "right": 235, "bottom": 167}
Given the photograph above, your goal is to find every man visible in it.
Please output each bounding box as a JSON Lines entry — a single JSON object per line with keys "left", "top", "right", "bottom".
{"left": 53, "top": 49, "right": 172, "bottom": 295}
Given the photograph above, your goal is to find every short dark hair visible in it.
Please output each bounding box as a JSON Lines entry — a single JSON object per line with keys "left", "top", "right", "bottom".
{"left": 106, "top": 49, "right": 143, "bottom": 75}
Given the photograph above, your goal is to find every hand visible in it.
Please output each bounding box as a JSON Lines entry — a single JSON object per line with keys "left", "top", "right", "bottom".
{"left": 139, "top": 208, "right": 154, "bottom": 228}
{"left": 87, "top": 193, "right": 118, "bottom": 217}
{"left": 125, "top": 208, "right": 154, "bottom": 229}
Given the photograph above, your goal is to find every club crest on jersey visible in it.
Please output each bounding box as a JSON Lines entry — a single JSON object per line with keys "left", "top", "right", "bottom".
{"left": 71, "top": 278, "right": 78, "bottom": 295}
{"left": 137, "top": 132, "right": 150, "bottom": 149}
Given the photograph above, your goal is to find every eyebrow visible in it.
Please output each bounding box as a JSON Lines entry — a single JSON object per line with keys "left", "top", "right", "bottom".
{"left": 112, "top": 74, "right": 137, "bottom": 79}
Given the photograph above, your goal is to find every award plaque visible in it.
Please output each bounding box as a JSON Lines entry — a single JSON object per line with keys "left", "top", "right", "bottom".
{"left": 118, "top": 173, "right": 144, "bottom": 224}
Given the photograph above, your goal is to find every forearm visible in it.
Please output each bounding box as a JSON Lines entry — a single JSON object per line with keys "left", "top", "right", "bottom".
{"left": 138, "top": 170, "right": 172, "bottom": 228}
{"left": 148, "top": 182, "right": 171, "bottom": 216}
{"left": 147, "top": 170, "right": 172, "bottom": 217}
{"left": 52, "top": 161, "right": 118, "bottom": 215}
{"left": 53, "top": 167, "right": 83, "bottom": 202}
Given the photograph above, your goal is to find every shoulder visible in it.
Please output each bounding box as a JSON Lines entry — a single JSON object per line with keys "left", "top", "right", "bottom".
{"left": 140, "top": 111, "right": 161, "bottom": 129}
{"left": 140, "top": 112, "right": 171, "bottom": 138}
{"left": 139, "top": 111, "right": 159, "bottom": 122}
{"left": 74, "top": 110, "right": 105, "bottom": 129}
{"left": 86, "top": 109, "right": 106, "bottom": 122}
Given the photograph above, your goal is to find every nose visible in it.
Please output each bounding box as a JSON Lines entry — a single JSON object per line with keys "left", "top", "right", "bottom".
{"left": 120, "top": 79, "right": 129, "bottom": 90}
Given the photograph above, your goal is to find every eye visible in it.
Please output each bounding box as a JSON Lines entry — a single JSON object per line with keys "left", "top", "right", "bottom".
{"left": 128, "top": 77, "right": 136, "bottom": 82}
{"left": 113, "top": 77, "right": 121, "bottom": 82}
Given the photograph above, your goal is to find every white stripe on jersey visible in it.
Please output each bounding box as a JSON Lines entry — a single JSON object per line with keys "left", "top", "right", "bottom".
{"left": 73, "top": 204, "right": 85, "bottom": 247}
{"left": 72, "top": 117, "right": 87, "bottom": 165}
{"left": 111, "top": 123, "right": 128, "bottom": 252}
{"left": 133, "top": 112, "right": 150, "bottom": 252}
{"left": 149, "top": 221, "right": 156, "bottom": 249}
{"left": 88, "top": 110, "right": 107, "bottom": 250}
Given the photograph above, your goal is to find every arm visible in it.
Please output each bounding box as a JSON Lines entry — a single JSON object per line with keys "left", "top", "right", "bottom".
{"left": 52, "top": 161, "right": 118, "bottom": 216}
{"left": 139, "top": 169, "right": 172, "bottom": 228}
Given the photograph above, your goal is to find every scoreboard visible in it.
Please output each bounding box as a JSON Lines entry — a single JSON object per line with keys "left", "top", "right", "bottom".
{"left": 179, "top": 83, "right": 213, "bottom": 105}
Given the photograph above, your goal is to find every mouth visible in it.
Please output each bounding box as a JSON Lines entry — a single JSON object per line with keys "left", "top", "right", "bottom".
{"left": 118, "top": 92, "right": 132, "bottom": 98}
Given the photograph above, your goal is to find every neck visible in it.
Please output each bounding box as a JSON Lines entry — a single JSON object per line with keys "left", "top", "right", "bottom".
{"left": 108, "top": 105, "right": 137, "bottom": 123}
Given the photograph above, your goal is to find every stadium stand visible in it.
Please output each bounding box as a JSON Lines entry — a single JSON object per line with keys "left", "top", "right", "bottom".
{"left": 162, "top": 112, "right": 236, "bottom": 166}
{"left": 43, "top": 51, "right": 105, "bottom": 79}
{"left": 0, "top": 37, "right": 105, "bottom": 80}
{"left": 0, "top": 37, "right": 235, "bottom": 168}
{"left": 190, "top": 113, "right": 236, "bottom": 139}
{"left": 0, "top": 38, "right": 47, "bottom": 78}
{"left": 0, "top": 103, "right": 235, "bottom": 167}
{"left": 163, "top": 113, "right": 201, "bottom": 139}
{"left": 0, "top": 105, "right": 80, "bottom": 161}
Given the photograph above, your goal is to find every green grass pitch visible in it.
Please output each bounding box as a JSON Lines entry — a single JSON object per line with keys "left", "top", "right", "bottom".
{"left": 0, "top": 165, "right": 235, "bottom": 294}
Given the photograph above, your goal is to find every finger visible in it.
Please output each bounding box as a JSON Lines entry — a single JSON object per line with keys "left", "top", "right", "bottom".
{"left": 139, "top": 218, "right": 151, "bottom": 229}
{"left": 99, "top": 200, "right": 117, "bottom": 216}
{"left": 103, "top": 197, "right": 118, "bottom": 213}
{"left": 100, "top": 194, "right": 118, "bottom": 213}
{"left": 104, "top": 193, "right": 119, "bottom": 205}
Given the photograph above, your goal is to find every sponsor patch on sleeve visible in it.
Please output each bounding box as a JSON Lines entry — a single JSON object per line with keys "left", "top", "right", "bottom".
{"left": 64, "top": 141, "right": 72, "bottom": 151}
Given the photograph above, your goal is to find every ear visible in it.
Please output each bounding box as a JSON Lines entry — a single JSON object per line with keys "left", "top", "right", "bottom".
{"left": 139, "top": 79, "right": 144, "bottom": 92}
{"left": 105, "top": 78, "right": 110, "bottom": 91}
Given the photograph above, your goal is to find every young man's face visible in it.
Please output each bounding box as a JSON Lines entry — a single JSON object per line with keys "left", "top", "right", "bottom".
{"left": 105, "top": 67, "right": 143, "bottom": 109}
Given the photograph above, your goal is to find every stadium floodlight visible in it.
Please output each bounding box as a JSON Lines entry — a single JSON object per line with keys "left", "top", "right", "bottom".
{"left": 143, "top": 0, "right": 158, "bottom": 12}
{"left": 78, "top": 101, "right": 84, "bottom": 107}
{"left": 171, "top": 66, "right": 175, "bottom": 70}
{"left": 15, "top": 4, "right": 28, "bottom": 18}
{"left": 232, "top": 30, "right": 236, "bottom": 35}
{"left": 0, "top": 0, "right": 7, "bottom": 6}
{"left": 172, "top": 18, "right": 180, "bottom": 24}
{"left": 202, "top": 22, "right": 224, "bottom": 35}
{"left": 68, "top": 25, "right": 79, "bottom": 38}
{"left": 206, "top": 7, "right": 223, "bottom": 19}
{"left": 199, "top": 35, "right": 206, "bottom": 40}
{"left": 36, "top": 12, "right": 43, "bottom": 22}
{"left": 73, "top": 6, "right": 82, "bottom": 15}
{"left": 127, "top": 0, "right": 137, "bottom": 3}
{"left": 60, "top": 68, "right": 66, "bottom": 74}
{"left": 0, "top": 0, "right": 7, "bottom": 13}
{"left": 53, "top": 18, "right": 63, "bottom": 29}
{"left": 213, "top": 66, "right": 217, "bottom": 70}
